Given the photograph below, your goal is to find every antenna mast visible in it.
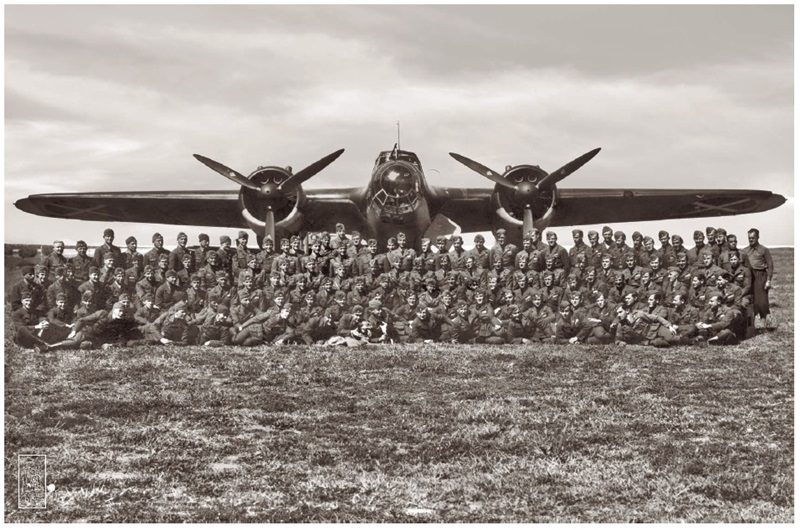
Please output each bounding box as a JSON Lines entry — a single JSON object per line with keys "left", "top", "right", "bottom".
{"left": 396, "top": 121, "right": 400, "bottom": 152}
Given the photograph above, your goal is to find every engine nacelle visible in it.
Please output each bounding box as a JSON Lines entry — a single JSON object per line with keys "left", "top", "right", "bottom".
{"left": 491, "top": 165, "right": 557, "bottom": 231}
{"left": 239, "top": 166, "right": 304, "bottom": 235}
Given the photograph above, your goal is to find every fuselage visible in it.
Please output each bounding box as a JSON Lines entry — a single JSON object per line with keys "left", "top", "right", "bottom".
{"left": 365, "top": 149, "right": 432, "bottom": 246}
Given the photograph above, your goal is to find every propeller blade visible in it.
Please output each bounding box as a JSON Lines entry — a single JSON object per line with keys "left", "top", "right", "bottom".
{"left": 265, "top": 207, "right": 275, "bottom": 243}
{"left": 522, "top": 206, "right": 534, "bottom": 238}
{"left": 537, "top": 147, "right": 601, "bottom": 190}
{"left": 449, "top": 152, "right": 514, "bottom": 190}
{"left": 282, "top": 148, "right": 345, "bottom": 192}
{"left": 194, "top": 154, "right": 259, "bottom": 191}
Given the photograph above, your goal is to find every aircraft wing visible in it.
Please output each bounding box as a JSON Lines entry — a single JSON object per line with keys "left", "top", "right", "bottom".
{"left": 430, "top": 187, "right": 784, "bottom": 231}
{"left": 14, "top": 188, "right": 368, "bottom": 231}
{"left": 549, "top": 188, "right": 786, "bottom": 226}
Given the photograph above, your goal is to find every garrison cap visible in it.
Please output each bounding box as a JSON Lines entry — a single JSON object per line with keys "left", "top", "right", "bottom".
{"left": 21, "top": 265, "right": 35, "bottom": 276}
{"left": 125, "top": 236, "right": 137, "bottom": 245}
{"left": 559, "top": 300, "right": 571, "bottom": 310}
{"left": 631, "top": 231, "right": 642, "bottom": 240}
{"left": 238, "top": 231, "right": 248, "bottom": 239}
{"left": 198, "top": 233, "right": 210, "bottom": 242}
{"left": 177, "top": 231, "right": 187, "bottom": 239}
{"left": 613, "top": 230, "right": 625, "bottom": 238}
{"left": 103, "top": 228, "right": 115, "bottom": 237}
{"left": 658, "top": 230, "right": 669, "bottom": 238}
{"left": 118, "top": 292, "right": 130, "bottom": 302}
{"left": 220, "top": 235, "right": 232, "bottom": 244}
{"left": 152, "top": 232, "right": 163, "bottom": 242}
{"left": 334, "top": 290, "right": 346, "bottom": 299}
{"left": 19, "top": 289, "right": 33, "bottom": 301}
{"left": 368, "top": 299, "right": 382, "bottom": 309}
{"left": 143, "top": 265, "right": 154, "bottom": 274}
{"left": 215, "top": 270, "right": 227, "bottom": 278}
{"left": 114, "top": 267, "right": 124, "bottom": 275}
{"left": 693, "top": 230, "right": 704, "bottom": 239}
{"left": 351, "top": 304, "right": 364, "bottom": 313}
{"left": 716, "top": 228, "right": 727, "bottom": 236}
{"left": 572, "top": 229, "right": 583, "bottom": 237}
{"left": 474, "top": 234, "right": 485, "bottom": 243}
{"left": 82, "top": 290, "right": 93, "bottom": 301}
{"left": 166, "top": 270, "right": 177, "bottom": 279}
{"left": 141, "top": 293, "right": 154, "bottom": 302}
{"left": 217, "top": 304, "right": 229, "bottom": 314}
{"left": 76, "top": 240, "right": 87, "bottom": 248}
{"left": 54, "top": 266, "right": 66, "bottom": 276}
{"left": 545, "top": 230, "right": 556, "bottom": 238}
{"left": 103, "top": 252, "right": 114, "bottom": 260}
{"left": 643, "top": 236, "right": 654, "bottom": 243}
{"left": 705, "top": 226, "right": 716, "bottom": 237}
{"left": 55, "top": 293, "right": 66, "bottom": 302}
{"left": 602, "top": 226, "right": 613, "bottom": 235}
{"left": 707, "top": 290, "right": 724, "bottom": 300}
{"left": 89, "top": 266, "right": 100, "bottom": 274}
{"left": 672, "top": 234, "right": 684, "bottom": 244}
{"left": 495, "top": 228, "right": 507, "bottom": 236}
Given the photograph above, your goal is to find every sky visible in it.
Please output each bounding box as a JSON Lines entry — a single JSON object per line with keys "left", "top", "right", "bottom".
{"left": 4, "top": 5, "right": 794, "bottom": 248}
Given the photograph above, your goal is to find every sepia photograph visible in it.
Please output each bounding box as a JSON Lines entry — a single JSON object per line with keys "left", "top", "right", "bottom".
{"left": 4, "top": 4, "right": 793, "bottom": 522}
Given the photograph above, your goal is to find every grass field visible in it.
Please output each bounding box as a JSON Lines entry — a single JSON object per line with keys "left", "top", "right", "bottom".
{"left": 4, "top": 249, "right": 794, "bottom": 522}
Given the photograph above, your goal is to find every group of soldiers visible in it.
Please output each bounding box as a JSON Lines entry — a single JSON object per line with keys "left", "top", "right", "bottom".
{"left": 10, "top": 222, "right": 776, "bottom": 352}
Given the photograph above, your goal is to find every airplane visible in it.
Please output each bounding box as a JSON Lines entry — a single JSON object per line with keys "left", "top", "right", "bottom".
{"left": 15, "top": 144, "right": 786, "bottom": 249}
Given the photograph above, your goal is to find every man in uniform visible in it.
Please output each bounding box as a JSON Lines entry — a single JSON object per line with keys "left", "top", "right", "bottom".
{"left": 70, "top": 240, "right": 93, "bottom": 282}
{"left": 40, "top": 240, "right": 68, "bottom": 281}
{"left": 93, "top": 228, "right": 122, "bottom": 269}
{"left": 144, "top": 232, "right": 170, "bottom": 270}
{"left": 122, "top": 236, "right": 144, "bottom": 279}
{"left": 742, "top": 228, "right": 775, "bottom": 329}
{"left": 568, "top": 229, "right": 588, "bottom": 269}
{"left": 168, "top": 231, "right": 194, "bottom": 274}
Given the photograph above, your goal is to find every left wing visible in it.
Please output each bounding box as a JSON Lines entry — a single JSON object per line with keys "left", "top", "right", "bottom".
{"left": 14, "top": 187, "right": 369, "bottom": 232}
{"left": 550, "top": 188, "right": 786, "bottom": 226}
{"left": 15, "top": 191, "right": 246, "bottom": 227}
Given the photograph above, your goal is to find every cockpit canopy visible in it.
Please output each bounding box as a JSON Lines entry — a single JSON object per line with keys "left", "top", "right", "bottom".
{"left": 373, "top": 149, "right": 422, "bottom": 171}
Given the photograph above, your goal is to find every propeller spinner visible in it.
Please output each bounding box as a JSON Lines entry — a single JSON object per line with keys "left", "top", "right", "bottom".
{"left": 449, "top": 148, "right": 601, "bottom": 235}
{"left": 194, "top": 149, "right": 345, "bottom": 241}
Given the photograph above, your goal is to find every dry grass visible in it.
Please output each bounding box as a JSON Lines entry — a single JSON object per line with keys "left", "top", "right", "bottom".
{"left": 4, "top": 249, "right": 793, "bottom": 522}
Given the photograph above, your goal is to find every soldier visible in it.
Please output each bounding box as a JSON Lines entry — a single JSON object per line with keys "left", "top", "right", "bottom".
{"left": 544, "top": 231, "right": 570, "bottom": 276}
{"left": 601, "top": 226, "right": 615, "bottom": 251}
{"left": 40, "top": 240, "right": 68, "bottom": 281}
{"left": 448, "top": 235, "right": 468, "bottom": 271}
{"left": 155, "top": 270, "right": 181, "bottom": 310}
{"left": 720, "top": 233, "right": 748, "bottom": 268}
{"left": 409, "top": 304, "right": 446, "bottom": 343}
{"left": 657, "top": 230, "right": 677, "bottom": 268}
{"left": 697, "top": 291, "right": 742, "bottom": 345}
{"left": 216, "top": 235, "right": 235, "bottom": 284}
{"left": 467, "top": 234, "right": 491, "bottom": 270}
{"left": 667, "top": 292, "right": 700, "bottom": 343}
{"left": 585, "top": 230, "right": 604, "bottom": 270}
{"left": 612, "top": 304, "right": 676, "bottom": 347}
{"left": 686, "top": 230, "right": 708, "bottom": 266}
{"left": 70, "top": 240, "right": 93, "bottom": 282}
{"left": 195, "top": 233, "right": 212, "bottom": 271}
{"left": 11, "top": 290, "right": 53, "bottom": 352}
{"left": 93, "top": 227, "right": 122, "bottom": 269}
{"left": 568, "top": 229, "right": 588, "bottom": 269}
{"left": 168, "top": 231, "right": 194, "bottom": 274}
{"left": 122, "top": 236, "right": 144, "bottom": 279}
{"left": 582, "top": 293, "right": 615, "bottom": 345}
{"left": 742, "top": 228, "right": 775, "bottom": 329}
{"left": 144, "top": 232, "right": 170, "bottom": 270}
{"left": 10, "top": 265, "right": 43, "bottom": 312}
{"left": 78, "top": 266, "right": 110, "bottom": 311}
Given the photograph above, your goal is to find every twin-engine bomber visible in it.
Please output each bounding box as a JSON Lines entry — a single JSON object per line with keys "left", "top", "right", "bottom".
{"left": 15, "top": 144, "right": 786, "bottom": 248}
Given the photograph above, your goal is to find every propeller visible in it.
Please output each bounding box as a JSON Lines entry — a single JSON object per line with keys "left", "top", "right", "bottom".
{"left": 448, "top": 152, "right": 514, "bottom": 190}
{"left": 536, "top": 147, "right": 601, "bottom": 190}
{"left": 194, "top": 148, "right": 345, "bottom": 242}
{"left": 193, "top": 154, "right": 259, "bottom": 190}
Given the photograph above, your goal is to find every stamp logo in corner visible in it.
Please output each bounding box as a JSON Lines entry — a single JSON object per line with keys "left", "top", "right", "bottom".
{"left": 18, "top": 454, "right": 47, "bottom": 509}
